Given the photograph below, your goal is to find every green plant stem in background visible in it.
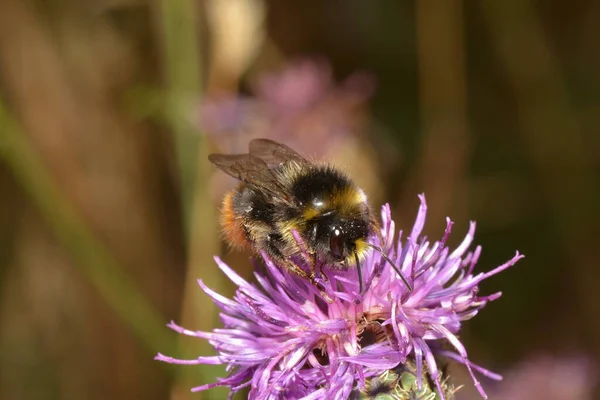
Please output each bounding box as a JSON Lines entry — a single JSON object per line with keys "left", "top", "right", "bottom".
{"left": 0, "top": 101, "right": 174, "bottom": 358}
{"left": 409, "top": 0, "right": 469, "bottom": 232}
{"left": 156, "top": 0, "right": 226, "bottom": 398}
{"left": 158, "top": 0, "right": 202, "bottom": 239}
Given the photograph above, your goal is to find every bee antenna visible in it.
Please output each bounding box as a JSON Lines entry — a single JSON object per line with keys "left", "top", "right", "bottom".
{"left": 367, "top": 243, "right": 413, "bottom": 292}
{"left": 353, "top": 250, "right": 363, "bottom": 294}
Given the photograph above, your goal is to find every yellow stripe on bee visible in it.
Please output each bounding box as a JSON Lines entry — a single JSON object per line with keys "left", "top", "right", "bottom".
{"left": 331, "top": 187, "right": 368, "bottom": 213}
{"left": 341, "top": 238, "right": 369, "bottom": 266}
{"left": 355, "top": 188, "right": 368, "bottom": 204}
{"left": 354, "top": 238, "right": 368, "bottom": 259}
{"left": 280, "top": 220, "right": 301, "bottom": 248}
{"left": 302, "top": 187, "right": 367, "bottom": 222}
{"left": 303, "top": 207, "right": 321, "bottom": 220}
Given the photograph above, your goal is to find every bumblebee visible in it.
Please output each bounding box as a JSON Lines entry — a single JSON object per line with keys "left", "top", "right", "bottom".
{"left": 209, "top": 139, "right": 411, "bottom": 293}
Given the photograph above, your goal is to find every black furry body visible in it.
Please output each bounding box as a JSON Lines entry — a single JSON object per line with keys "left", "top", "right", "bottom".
{"left": 210, "top": 138, "right": 377, "bottom": 289}
{"left": 228, "top": 162, "right": 372, "bottom": 267}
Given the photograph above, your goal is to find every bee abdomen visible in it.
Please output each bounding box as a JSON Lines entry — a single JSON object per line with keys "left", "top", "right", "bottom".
{"left": 220, "top": 190, "right": 252, "bottom": 249}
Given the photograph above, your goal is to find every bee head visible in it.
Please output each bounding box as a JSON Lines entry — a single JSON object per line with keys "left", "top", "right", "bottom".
{"left": 310, "top": 211, "right": 370, "bottom": 265}
{"left": 290, "top": 165, "right": 372, "bottom": 266}
{"left": 329, "top": 226, "right": 346, "bottom": 261}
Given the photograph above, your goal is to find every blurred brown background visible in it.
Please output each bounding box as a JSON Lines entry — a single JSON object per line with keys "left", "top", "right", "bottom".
{"left": 1, "top": 0, "right": 599, "bottom": 399}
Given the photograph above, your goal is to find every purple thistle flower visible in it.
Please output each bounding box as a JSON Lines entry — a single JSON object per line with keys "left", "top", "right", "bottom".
{"left": 156, "top": 195, "right": 523, "bottom": 399}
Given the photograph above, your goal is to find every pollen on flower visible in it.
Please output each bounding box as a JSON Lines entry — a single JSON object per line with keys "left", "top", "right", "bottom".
{"left": 155, "top": 195, "right": 523, "bottom": 400}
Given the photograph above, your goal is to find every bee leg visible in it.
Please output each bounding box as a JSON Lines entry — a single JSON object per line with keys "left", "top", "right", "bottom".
{"left": 283, "top": 259, "right": 333, "bottom": 303}
{"left": 281, "top": 259, "right": 311, "bottom": 281}
{"left": 313, "top": 284, "right": 334, "bottom": 303}
{"left": 262, "top": 235, "right": 311, "bottom": 281}
{"left": 306, "top": 252, "right": 327, "bottom": 283}
{"left": 264, "top": 238, "right": 333, "bottom": 301}
{"left": 318, "top": 269, "right": 329, "bottom": 284}
{"left": 307, "top": 257, "right": 334, "bottom": 300}
{"left": 291, "top": 253, "right": 332, "bottom": 301}
{"left": 312, "top": 258, "right": 329, "bottom": 284}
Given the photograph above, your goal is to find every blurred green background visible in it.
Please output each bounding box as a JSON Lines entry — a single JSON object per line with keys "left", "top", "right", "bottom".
{"left": 1, "top": 1, "right": 599, "bottom": 399}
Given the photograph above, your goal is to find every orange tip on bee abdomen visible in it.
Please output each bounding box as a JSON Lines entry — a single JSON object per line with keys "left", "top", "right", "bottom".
{"left": 220, "top": 190, "right": 251, "bottom": 250}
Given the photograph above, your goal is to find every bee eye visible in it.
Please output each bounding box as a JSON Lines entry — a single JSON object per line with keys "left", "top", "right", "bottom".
{"left": 329, "top": 228, "right": 345, "bottom": 260}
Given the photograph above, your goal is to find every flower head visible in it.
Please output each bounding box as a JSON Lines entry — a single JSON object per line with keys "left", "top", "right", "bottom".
{"left": 156, "top": 195, "right": 523, "bottom": 399}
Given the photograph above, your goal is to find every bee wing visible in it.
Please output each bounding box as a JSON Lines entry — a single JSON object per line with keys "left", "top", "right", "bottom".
{"left": 208, "top": 152, "right": 291, "bottom": 199}
{"left": 248, "top": 138, "right": 309, "bottom": 168}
